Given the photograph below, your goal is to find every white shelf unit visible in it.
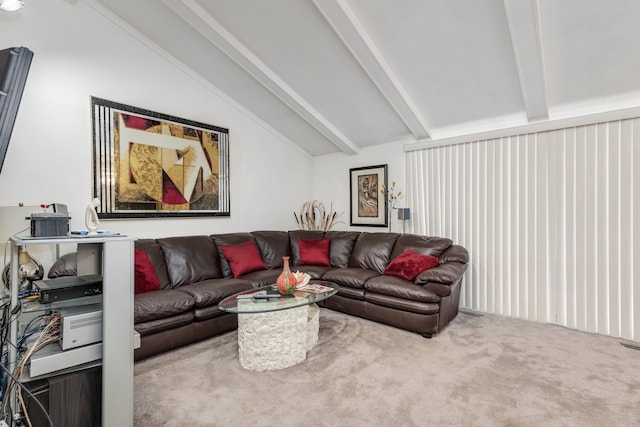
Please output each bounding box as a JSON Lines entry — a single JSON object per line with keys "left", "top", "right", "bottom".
{"left": 7, "top": 235, "right": 135, "bottom": 427}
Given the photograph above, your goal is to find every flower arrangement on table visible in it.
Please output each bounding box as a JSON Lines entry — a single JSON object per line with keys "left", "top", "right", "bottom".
{"left": 293, "top": 271, "right": 311, "bottom": 288}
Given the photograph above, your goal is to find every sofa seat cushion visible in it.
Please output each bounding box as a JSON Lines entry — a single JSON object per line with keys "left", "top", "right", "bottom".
{"left": 291, "top": 265, "right": 332, "bottom": 279}
{"left": 134, "top": 289, "right": 195, "bottom": 324}
{"left": 238, "top": 269, "right": 281, "bottom": 288}
{"left": 331, "top": 284, "right": 365, "bottom": 300}
{"left": 365, "top": 275, "right": 441, "bottom": 303}
{"left": 176, "top": 279, "right": 253, "bottom": 308}
{"left": 364, "top": 292, "right": 440, "bottom": 315}
{"left": 322, "top": 268, "right": 380, "bottom": 289}
{"left": 193, "top": 305, "right": 227, "bottom": 321}
{"left": 134, "top": 312, "right": 194, "bottom": 336}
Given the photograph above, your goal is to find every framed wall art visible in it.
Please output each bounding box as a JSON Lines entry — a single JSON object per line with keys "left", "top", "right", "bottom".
{"left": 349, "top": 164, "right": 388, "bottom": 227}
{"left": 91, "top": 97, "right": 230, "bottom": 218}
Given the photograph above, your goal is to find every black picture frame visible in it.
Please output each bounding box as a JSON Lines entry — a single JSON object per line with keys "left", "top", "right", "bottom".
{"left": 91, "top": 97, "right": 230, "bottom": 218}
{"left": 349, "top": 164, "right": 388, "bottom": 227}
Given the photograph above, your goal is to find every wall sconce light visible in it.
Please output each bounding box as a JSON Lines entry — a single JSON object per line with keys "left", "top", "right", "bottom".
{"left": 0, "top": 0, "right": 24, "bottom": 12}
{"left": 397, "top": 208, "right": 411, "bottom": 234}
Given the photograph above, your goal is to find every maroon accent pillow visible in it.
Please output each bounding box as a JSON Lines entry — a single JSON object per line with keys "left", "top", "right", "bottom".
{"left": 299, "top": 238, "right": 331, "bottom": 267}
{"left": 134, "top": 249, "right": 160, "bottom": 294}
{"left": 384, "top": 250, "right": 439, "bottom": 281}
{"left": 220, "top": 240, "right": 267, "bottom": 278}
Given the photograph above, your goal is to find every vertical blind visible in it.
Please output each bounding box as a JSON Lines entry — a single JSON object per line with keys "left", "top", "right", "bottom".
{"left": 407, "top": 118, "right": 639, "bottom": 341}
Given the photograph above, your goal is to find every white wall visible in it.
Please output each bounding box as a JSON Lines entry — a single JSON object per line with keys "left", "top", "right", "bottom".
{"left": 312, "top": 141, "right": 407, "bottom": 232}
{"left": 0, "top": 0, "right": 313, "bottom": 247}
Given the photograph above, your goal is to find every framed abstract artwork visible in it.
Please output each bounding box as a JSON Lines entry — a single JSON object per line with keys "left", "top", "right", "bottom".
{"left": 349, "top": 164, "right": 388, "bottom": 227}
{"left": 91, "top": 97, "right": 230, "bottom": 218}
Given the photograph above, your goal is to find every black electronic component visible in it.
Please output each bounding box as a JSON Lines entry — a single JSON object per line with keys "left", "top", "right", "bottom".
{"left": 32, "top": 274, "right": 102, "bottom": 304}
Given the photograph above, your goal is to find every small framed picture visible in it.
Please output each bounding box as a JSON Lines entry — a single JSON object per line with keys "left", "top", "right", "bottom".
{"left": 349, "top": 164, "right": 388, "bottom": 227}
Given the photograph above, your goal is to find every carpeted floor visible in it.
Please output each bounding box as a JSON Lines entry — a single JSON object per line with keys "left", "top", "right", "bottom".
{"left": 134, "top": 309, "right": 640, "bottom": 427}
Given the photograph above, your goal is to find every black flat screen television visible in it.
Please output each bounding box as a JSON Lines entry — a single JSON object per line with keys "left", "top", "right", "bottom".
{"left": 0, "top": 46, "right": 33, "bottom": 174}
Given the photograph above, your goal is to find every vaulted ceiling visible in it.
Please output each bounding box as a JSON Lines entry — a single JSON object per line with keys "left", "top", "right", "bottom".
{"left": 91, "top": 0, "right": 640, "bottom": 156}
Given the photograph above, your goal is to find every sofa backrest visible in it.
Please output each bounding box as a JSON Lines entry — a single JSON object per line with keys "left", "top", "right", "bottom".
{"left": 389, "top": 234, "right": 453, "bottom": 260}
{"left": 288, "top": 230, "right": 325, "bottom": 266}
{"left": 210, "top": 232, "right": 256, "bottom": 278}
{"left": 135, "top": 239, "right": 172, "bottom": 290}
{"left": 156, "top": 235, "right": 222, "bottom": 287}
{"left": 349, "top": 232, "right": 400, "bottom": 273}
{"left": 251, "top": 230, "right": 290, "bottom": 269}
{"left": 324, "top": 230, "right": 360, "bottom": 268}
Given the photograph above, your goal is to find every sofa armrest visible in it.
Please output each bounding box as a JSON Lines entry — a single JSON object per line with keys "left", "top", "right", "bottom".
{"left": 414, "top": 261, "right": 468, "bottom": 297}
{"left": 438, "top": 244, "right": 469, "bottom": 264}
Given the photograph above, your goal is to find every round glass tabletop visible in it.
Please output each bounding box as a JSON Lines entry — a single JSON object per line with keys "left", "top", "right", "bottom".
{"left": 218, "top": 282, "right": 338, "bottom": 314}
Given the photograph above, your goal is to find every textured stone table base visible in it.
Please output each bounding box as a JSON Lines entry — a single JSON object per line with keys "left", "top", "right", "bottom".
{"left": 237, "top": 304, "right": 320, "bottom": 371}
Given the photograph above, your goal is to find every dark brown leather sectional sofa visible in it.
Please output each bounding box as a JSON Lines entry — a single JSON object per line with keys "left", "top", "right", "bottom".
{"left": 132, "top": 230, "right": 469, "bottom": 361}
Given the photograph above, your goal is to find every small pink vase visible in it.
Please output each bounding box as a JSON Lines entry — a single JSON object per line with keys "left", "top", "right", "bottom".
{"left": 276, "top": 256, "right": 297, "bottom": 294}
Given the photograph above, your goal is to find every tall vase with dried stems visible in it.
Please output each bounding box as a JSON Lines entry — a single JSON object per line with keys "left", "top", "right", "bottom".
{"left": 293, "top": 200, "right": 343, "bottom": 231}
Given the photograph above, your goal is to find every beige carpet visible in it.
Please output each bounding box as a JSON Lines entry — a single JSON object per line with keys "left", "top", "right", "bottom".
{"left": 134, "top": 309, "right": 640, "bottom": 427}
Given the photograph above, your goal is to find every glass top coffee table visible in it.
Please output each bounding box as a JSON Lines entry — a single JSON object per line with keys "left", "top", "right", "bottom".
{"left": 219, "top": 282, "right": 337, "bottom": 371}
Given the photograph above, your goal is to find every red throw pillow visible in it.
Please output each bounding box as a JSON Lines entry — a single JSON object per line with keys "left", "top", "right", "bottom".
{"left": 134, "top": 249, "right": 160, "bottom": 294}
{"left": 299, "top": 238, "right": 330, "bottom": 267}
{"left": 384, "top": 250, "right": 439, "bottom": 281}
{"left": 220, "top": 240, "right": 267, "bottom": 278}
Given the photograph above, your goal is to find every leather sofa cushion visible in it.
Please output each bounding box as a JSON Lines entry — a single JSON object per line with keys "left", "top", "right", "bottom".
{"left": 156, "top": 236, "right": 222, "bottom": 287}
{"left": 288, "top": 230, "right": 324, "bottom": 266}
{"left": 439, "top": 245, "right": 469, "bottom": 264}
{"left": 237, "top": 269, "right": 281, "bottom": 288}
{"left": 220, "top": 240, "right": 267, "bottom": 278}
{"left": 365, "top": 275, "right": 440, "bottom": 303}
{"left": 193, "top": 305, "right": 226, "bottom": 321}
{"left": 299, "top": 238, "right": 330, "bottom": 266}
{"left": 135, "top": 239, "right": 172, "bottom": 290}
{"left": 332, "top": 284, "right": 365, "bottom": 300}
{"left": 176, "top": 279, "right": 252, "bottom": 308}
{"left": 324, "top": 231, "right": 360, "bottom": 268}
{"left": 322, "top": 267, "right": 380, "bottom": 289}
{"left": 134, "top": 249, "right": 161, "bottom": 294}
{"left": 211, "top": 232, "right": 256, "bottom": 278}
{"left": 290, "top": 264, "right": 331, "bottom": 279}
{"left": 251, "top": 230, "right": 290, "bottom": 269}
{"left": 47, "top": 252, "right": 77, "bottom": 278}
{"left": 134, "top": 289, "right": 195, "bottom": 323}
{"left": 349, "top": 232, "right": 399, "bottom": 273}
{"left": 390, "top": 234, "right": 453, "bottom": 259}
{"left": 364, "top": 293, "right": 440, "bottom": 315}
{"left": 415, "top": 262, "right": 469, "bottom": 296}
{"left": 134, "top": 312, "right": 194, "bottom": 336}
{"left": 384, "top": 250, "right": 439, "bottom": 281}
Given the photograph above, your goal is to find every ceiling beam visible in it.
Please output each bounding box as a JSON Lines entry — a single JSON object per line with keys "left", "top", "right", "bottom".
{"left": 162, "top": 0, "right": 360, "bottom": 155}
{"left": 503, "top": 0, "right": 549, "bottom": 122}
{"left": 313, "top": 0, "right": 431, "bottom": 139}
